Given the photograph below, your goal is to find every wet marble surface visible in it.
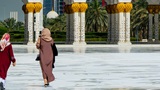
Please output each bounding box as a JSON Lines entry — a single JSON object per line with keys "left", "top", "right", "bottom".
{"left": 5, "top": 45, "right": 160, "bottom": 90}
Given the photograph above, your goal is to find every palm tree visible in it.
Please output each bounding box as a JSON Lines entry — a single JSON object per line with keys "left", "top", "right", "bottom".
{"left": 15, "top": 21, "right": 24, "bottom": 31}
{"left": 43, "top": 14, "right": 66, "bottom": 32}
{"left": 85, "top": 0, "right": 108, "bottom": 32}
{"left": 0, "top": 18, "right": 17, "bottom": 31}
{"left": 131, "top": 0, "right": 148, "bottom": 40}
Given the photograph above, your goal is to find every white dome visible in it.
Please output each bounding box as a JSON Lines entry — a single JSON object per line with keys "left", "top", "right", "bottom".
{"left": 47, "top": 10, "right": 59, "bottom": 19}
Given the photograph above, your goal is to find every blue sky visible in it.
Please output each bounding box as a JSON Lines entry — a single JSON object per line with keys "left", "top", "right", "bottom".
{"left": 0, "top": 0, "right": 24, "bottom": 22}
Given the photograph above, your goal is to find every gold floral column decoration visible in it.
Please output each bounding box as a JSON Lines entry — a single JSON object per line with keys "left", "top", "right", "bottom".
{"left": 34, "top": 2, "right": 42, "bottom": 13}
{"left": 64, "top": 5, "right": 73, "bottom": 14}
{"left": 154, "top": 5, "right": 160, "bottom": 14}
{"left": 26, "top": 3, "right": 35, "bottom": 13}
{"left": 125, "top": 3, "right": 133, "bottom": 13}
{"left": 147, "top": 5, "right": 154, "bottom": 14}
{"left": 117, "top": 3, "right": 125, "bottom": 13}
{"left": 106, "top": 5, "right": 112, "bottom": 14}
{"left": 79, "top": 3, "right": 88, "bottom": 12}
{"left": 22, "top": 4, "right": 28, "bottom": 14}
{"left": 71, "top": 3, "right": 80, "bottom": 13}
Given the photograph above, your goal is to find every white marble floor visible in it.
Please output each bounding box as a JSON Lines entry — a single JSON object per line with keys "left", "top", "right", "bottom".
{"left": 4, "top": 45, "right": 160, "bottom": 90}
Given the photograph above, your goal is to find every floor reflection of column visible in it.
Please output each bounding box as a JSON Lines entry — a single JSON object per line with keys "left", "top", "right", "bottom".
{"left": 118, "top": 46, "right": 131, "bottom": 53}
{"left": 73, "top": 46, "right": 86, "bottom": 53}
{"left": 27, "top": 46, "right": 38, "bottom": 53}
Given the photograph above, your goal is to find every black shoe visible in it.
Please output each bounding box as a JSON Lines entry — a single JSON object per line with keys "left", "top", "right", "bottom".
{"left": 0, "top": 82, "right": 4, "bottom": 90}
{"left": 44, "top": 84, "right": 49, "bottom": 87}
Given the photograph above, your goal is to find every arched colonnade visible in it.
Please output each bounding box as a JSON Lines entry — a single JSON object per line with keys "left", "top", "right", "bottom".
{"left": 21, "top": 0, "right": 160, "bottom": 45}
{"left": 106, "top": 0, "right": 160, "bottom": 45}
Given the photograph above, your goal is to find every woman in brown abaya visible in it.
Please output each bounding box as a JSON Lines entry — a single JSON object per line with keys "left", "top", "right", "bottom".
{"left": 36, "top": 28, "right": 55, "bottom": 87}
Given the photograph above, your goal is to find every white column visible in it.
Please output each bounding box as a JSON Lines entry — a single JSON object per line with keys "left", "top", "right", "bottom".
{"left": 148, "top": 14, "right": 153, "bottom": 42}
{"left": 24, "top": 14, "right": 28, "bottom": 43}
{"left": 111, "top": 13, "right": 115, "bottom": 43}
{"left": 35, "top": 12, "right": 40, "bottom": 42}
{"left": 154, "top": 13, "right": 159, "bottom": 42}
{"left": 107, "top": 14, "right": 111, "bottom": 43}
{"left": 115, "top": 13, "right": 119, "bottom": 43}
{"left": 80, "top": 12, "right": 86, "bottom": 45}
{"left": 66, "top": 14, "right": 70, "bottom": 44}
{"left": 73, "top": 12, "right": 80, "bottom": 45}
{"left": 40, "top": 0, "right": 44, "bottom": 31}
{"left": 28, "top": 12, "right": 34, "bottom": 44}
{"left": 118, "top": 12, "right": 125, "bottom": 45}
{"left": 125, "top": 12, "right": 131, "bottom": 44}
{"left": 70, "top": 14, "right": 74, "bottom": 44}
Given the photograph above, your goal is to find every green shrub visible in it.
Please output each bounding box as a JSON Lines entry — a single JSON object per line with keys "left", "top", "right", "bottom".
{"left": 131, "top": 37, "right": 139, "bottom": 41}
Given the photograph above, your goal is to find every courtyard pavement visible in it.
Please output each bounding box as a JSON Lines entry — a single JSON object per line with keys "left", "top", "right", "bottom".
{"left": 4, "top": 44, "right": 160, "bottom": 90}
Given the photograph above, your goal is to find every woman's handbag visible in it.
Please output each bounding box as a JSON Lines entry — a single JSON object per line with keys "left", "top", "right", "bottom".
{"left": 52, "top": 43, "right": 58, "bottom": 56}
{"left": 52, "top": 43, "right": 58, "bottom": 68}
{"left": 35, "top": 54, "right": 40, "bottom": 61}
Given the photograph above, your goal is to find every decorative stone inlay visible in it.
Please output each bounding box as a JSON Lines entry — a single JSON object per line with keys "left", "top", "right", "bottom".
{"left": 125, "top": 3, "right": 133, "bottom": 12}
{"left": 34, "top": 2, "right": 42, "bottom": 13}
{"left": 26, "top": 3, "right": 35, "bottom": 13}
{"left": 71, "top": 3, "right": 80, "bottom": 12}
{"left": 79, "top": 3, "right": 88, "bottom": 12}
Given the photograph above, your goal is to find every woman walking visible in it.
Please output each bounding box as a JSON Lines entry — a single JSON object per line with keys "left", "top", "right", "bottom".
{"left": 0, "top": 33, "right": 16, "bottom": 90}
{"left": 36, "top": 28, "right": 55, "bottom": 87}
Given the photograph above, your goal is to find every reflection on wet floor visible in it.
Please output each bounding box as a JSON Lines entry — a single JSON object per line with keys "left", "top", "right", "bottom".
{"left": 13, "top": 45, "right": 160, "bottom": 53}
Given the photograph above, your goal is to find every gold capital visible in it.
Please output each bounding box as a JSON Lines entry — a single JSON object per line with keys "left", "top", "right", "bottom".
{"left": 117, "top": 3, "right": 125, "bottom": 13}
{"left": 26, "top": 3, "right": 35, "bottom": 13}
{"left": 79, "top": 3, "right": 88, "bottom": 12}
{"left": 71, "top": 3, "right": 80, "bottom": 13}
{"left": 125, "top": 3, "right": 133, "bottom": 13}
{"left": 34, "top": 2, "right": 42, "bottom": 13}
{"left": 22, "top": 4, "right": 28, "bottom": 14}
